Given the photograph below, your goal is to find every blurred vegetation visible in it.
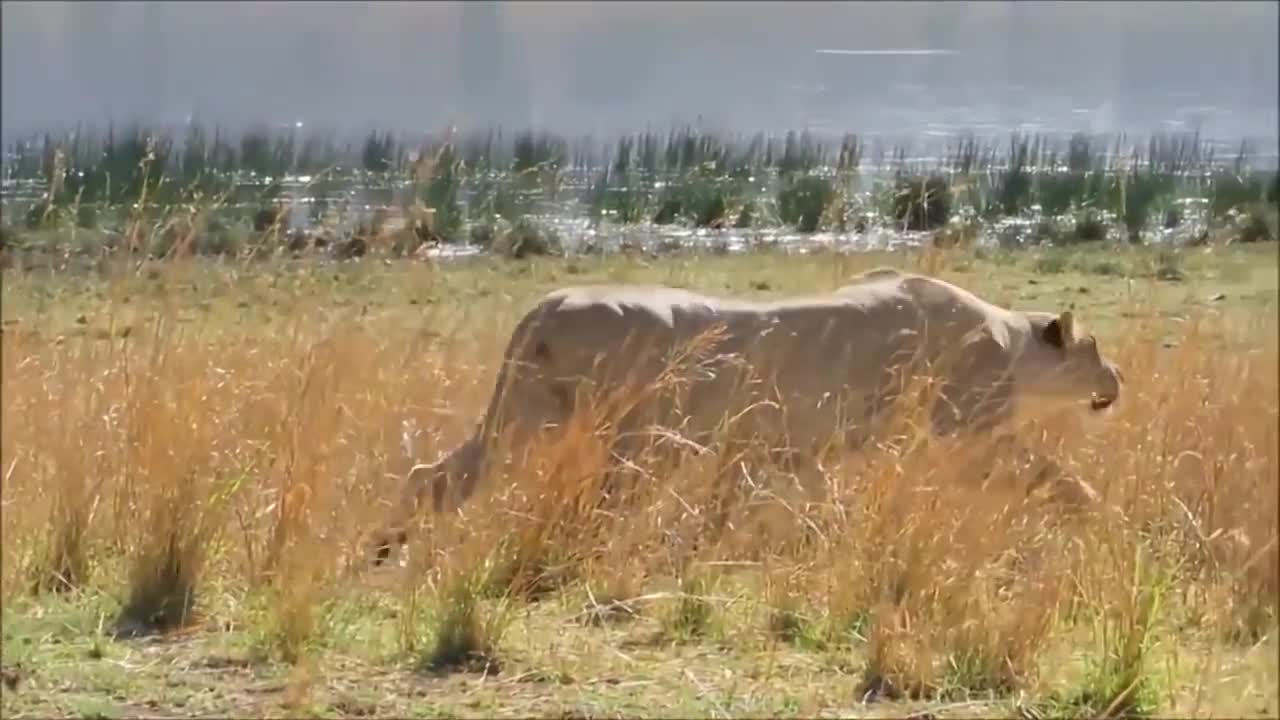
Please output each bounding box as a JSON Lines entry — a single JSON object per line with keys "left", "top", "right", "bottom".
{"left": 3, "top": 124, "right": 1274, "bottom": 262}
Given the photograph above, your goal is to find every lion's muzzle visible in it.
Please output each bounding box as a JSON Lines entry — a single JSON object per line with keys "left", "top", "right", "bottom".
{"left": 1088, "top": 362, "right": 1123, "bottom": 413}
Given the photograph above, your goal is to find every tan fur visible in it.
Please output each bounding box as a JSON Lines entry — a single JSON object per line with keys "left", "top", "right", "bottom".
{"left": 371, "top": 267, "right": 1123, "bottom": 561}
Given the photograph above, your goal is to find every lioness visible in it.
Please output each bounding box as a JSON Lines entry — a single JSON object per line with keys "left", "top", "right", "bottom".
{"left": 371, "top": 267, "right": 1122, "bottom": 563}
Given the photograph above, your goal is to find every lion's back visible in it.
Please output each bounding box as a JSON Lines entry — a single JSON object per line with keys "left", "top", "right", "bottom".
{"left": 838, "top": 271, "right": 1014, "bottom": 345}
{"left": 507, "top": 286, "right": 747, "bottom": 386}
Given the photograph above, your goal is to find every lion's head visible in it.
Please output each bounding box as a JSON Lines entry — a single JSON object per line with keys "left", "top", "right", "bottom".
{"left": 1017, "top": 310, "right": 1123, "bottom": 414}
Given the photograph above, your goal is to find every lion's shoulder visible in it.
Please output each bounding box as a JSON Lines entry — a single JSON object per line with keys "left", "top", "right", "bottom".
{"left": 896, "top": 274, "right": 1005, "bottom": 313}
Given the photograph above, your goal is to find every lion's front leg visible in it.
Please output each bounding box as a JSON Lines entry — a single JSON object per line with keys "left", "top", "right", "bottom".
{"left": 369, "top": 461, "right": 440, "bottom": 567}
{"left": 981, "top": 430, "right": 1102, "bottom": 512}
{"left": 370, "top": 436, "right": 486, "bottom": 567}
{"left": 1022, "top": 451, "right": 1101, "bottom": 510}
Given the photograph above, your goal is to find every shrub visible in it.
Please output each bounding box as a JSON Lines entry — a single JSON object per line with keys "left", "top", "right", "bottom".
{"left": 1070, "top": 210, "right": 1108, "bottom": 244}
{"left": 415, "top": 555, "right": 514, "bottom": 676}
{"left": 253, "top": 205, "right": 288, "bottom": 233}
{"left": 777, "top": 174, "right": 835, "bottom": 233}
{"left": 491, "top": 218, "right": 563, "bottom": 259}
{"left": 652, "top": 198, "right": 682, "bottom": 226}
{"left": 1209, "top": 171, "right": 1267, "bottom": 218}
{"left": 469, "top": 218, "right": 513, "bottom": 250}
{"left": 651, "top": 177, "right": 734, "bottom": 229}
{"left": 1236, "top": 205, "right": 1276, "bottom": 244}
{"left": 1117, "top": 172, "right": 1175, "bottom": 243}
{"left": 892, "top": 175, "right": 952, "bottom": 231}
{"left": 76, "top": 203, "right": 100, "bottom": 230}
{"left": 1037, "top": 172, "right": 1098, "bottom": 217}
{"left": 24, "top": 200, "right": 62, "bottom": 230}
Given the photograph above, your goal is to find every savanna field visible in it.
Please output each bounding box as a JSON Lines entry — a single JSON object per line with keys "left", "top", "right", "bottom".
{"left": 1, "top": 240, "right": 1277, "bottom": 719}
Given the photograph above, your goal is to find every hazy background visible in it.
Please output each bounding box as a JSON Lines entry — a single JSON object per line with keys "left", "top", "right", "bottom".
{"left": 2, "top": 0, "right": 1277, "bottom": 145}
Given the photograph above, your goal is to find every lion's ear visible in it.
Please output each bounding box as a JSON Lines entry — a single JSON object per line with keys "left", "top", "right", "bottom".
{"left": 1043, "top": 311, "right": 1076, "bottom": 348}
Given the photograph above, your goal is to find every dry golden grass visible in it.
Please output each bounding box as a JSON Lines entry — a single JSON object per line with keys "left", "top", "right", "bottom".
{"left": 1, "top": 243, "right": 1276, "bottom": 718}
